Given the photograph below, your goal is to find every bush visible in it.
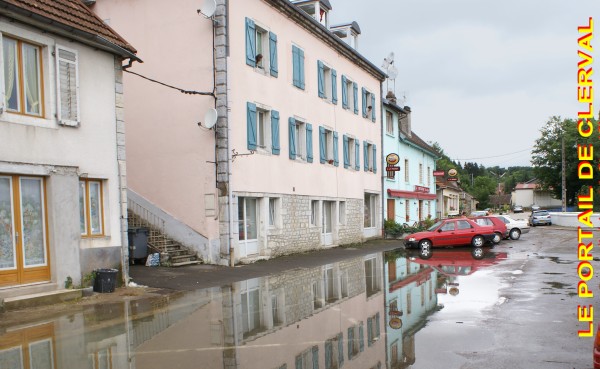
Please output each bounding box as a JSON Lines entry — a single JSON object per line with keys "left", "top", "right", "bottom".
{"left": 384, "top": 219, "right": 405, "bottom": 237}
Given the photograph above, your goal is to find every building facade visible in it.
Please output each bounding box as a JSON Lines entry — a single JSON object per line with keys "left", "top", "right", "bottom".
{"left": 382, "top": 98, "right": 437, "bottom": 225}
{"left": 93, "top": 0, "right": 385, "bottom": 265}
{"left": 0, "top": 0, "right": 137, "bottom": 296}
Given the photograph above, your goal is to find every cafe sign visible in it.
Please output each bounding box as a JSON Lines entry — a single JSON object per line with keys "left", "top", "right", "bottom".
{"left": 414, "top": 185, "right": 430, "bottom": 193}
{"left": 386, "top": 153, "right": 400, "bottom": 179}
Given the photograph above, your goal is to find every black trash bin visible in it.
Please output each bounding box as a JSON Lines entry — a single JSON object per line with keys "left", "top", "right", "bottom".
{"left": 128, "top": 227, "right": 149, "bottom": 263}
{"left": 93, "top": 268, "right": 118, "bottom": 293}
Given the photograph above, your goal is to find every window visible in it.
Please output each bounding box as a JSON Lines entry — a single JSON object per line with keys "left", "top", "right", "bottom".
{"left": 319, "top": 127, "right": 338, "bottom": 165}
{"left": 405, "top": 201, "right": 410, "bottom": 222}
{"left": 440, "top": 221, "right": 455, "bottom": 232}
{"left": 341, "top": 75, "right": 357, "bottom": 112}
{"left": 457, "top": 220, "right": 473, "bottom": 230}
{"left": 268, "top": 198, "right": 278, "bottom": 226}
{"left": 364, "top": 256, "right": 380, "bottom": 297}
{"left": 289, "top": 118, "right": 310, "bottom": 161}
{"left": 2, "top": 36, "right": 43, "bottom": 117}
{"left": 296, "top": 346, "right": 319, "bottom": 369}
{"left": 386, "top": 110, "right": 393, "bottom": 135}
{"left": 311, "top": 200, "right": 319, "bottom": 226}
{"left": 343, "top": 135, "right": 359, "bottom": 170}
{"left": 80, "top": 179, "right": 104, "bottom": 236}
{"left": 238, "top": 197, "right": 258, "bottom": 241}
{"left": 407, "top": 292, "right": 412, "bottom": 314}
{"left": 312, "top": 281, "right": 323, "bottom": 309}
{"left": 367, "top": 312, "right": 381, "bottom": 346}
{"left": 363, "top": 142, "right": 376, "bottom": 173}
{"left": 56, "top": 45, "right": 80, "bottom": 126}
{"left": 324, "top": 264, "right": 337, "bottom": 302}
{"left": 241, "top": 279, "right": 262, "bottom": 338}
{"left": 292, "top": 45, "right": 305, "bottom": 89}
{"left": 271, "top": 292, "right": 284, "bottom": 326}
{"left": 361, "top": 88, "right": 376, "bottom": 121}
{"left": 419, "top": 163, "right": 423, "bottom": 184}
{"left": 317, "top": 61, "right": 337, "bottom": 104}
{"left": 427, "top": 166, "right": 431, "bottom": 186}
{"left": 340, "top": 270, "right": 348, "bottom": 298}
{"left": 364, "top": 193, "right": 376, "bottom": 228}
{"left": 339, "top": 201, "right": 346, "bottom": 225}
{"left": 325, "top": 333, "right": 344, "bottom": 369}
{"left": 247, "top": 103, "right": 280, "bottom": 154}
{"left": 257, "top": 108, "right": 269, "bottom": 148}
{"left": 322, "top": 201, "right": 334, "bottom": 234}
{"left": 347, "top": 323, "right": 364, "bottom": 360}
{"left": 404, "top": 159, "right": 409, "bottom": 182}
{"left": 245, "top": 18, "right": 278, "bottom": 77}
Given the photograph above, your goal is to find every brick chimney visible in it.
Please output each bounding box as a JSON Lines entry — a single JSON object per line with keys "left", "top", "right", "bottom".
{"left": 400, "top": 106, "right": 412, "bottom": 138}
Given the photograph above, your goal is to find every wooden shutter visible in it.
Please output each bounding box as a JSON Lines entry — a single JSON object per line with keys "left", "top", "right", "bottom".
{"left": 361, "top": 87, "right": 367, "bottom": 118}
{"left": 331, "top": 69, "right": 337, "bottom": 104}
{"left": 359, "top": 323, "right": 364, "bottom": 352}
{"left": 343, "top": 135, "right": 349, "bottom": 169}
{"left": 354, "top": 141, "right": 360, "bottom": 171}
{"left": 288, "top": 117, "right": 296, "bottom": 159}
{"left": 337, "top": 333, "right": 344, "bottom": 367}
{"left": 367, "top": 317, "right": 373, "bottom": 346}
{"left": 353, "top": 82, "right": 358, "bottom": 114}
{"left": 56, "top": 44, "right": 80, "bottom": 127}
{"left": 363, "top": 141, "right": 368, "bottom": 171}
{"left": 299, "top": 48, "right": 305, "bottom": 89}
{"left": 333, "top": 131, "right": 339, "bottom": 167}
{"left": 306, "top": 123, "right": 313, "bottom": 163}
{"left": 347, "top": 327, "right": 354, "bottom": 360}
{"left": 319, "top": 126, "right": 326, "bottom": 163}
{"left": 246, "top": 102, "right": 257, "bottom": 150}
{"left": 371, "top": 93, "right": 376, "bottom": 122}
{"left": 271, "top": 110, "right": 280, "bottom": 154}
{"left": 269, "top": 31, "right": 278, "bottom": 77}
{"left": 317, "top": 60, "right": 325, "bottom": 98}
{"left": 341, "top": 75, "right": 348, "bottom": 109}
{"left": 311, "top": 346, "right": 319, "bottom": 369}
{"left": 325, "top": 341, "right": 332, "bottom": 369}
{"left": 245, "top": 18, "right": 256, "bottom": 67}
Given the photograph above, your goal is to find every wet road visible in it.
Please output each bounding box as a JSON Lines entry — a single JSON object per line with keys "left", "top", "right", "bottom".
{"left": 0, "top": 225, "right": 596, "bottom": 368}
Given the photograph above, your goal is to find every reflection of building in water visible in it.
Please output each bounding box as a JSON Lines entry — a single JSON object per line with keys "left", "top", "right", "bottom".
{"left": 383, "top": 252, "right": 440, "bottom": 369}
{"left": 0, "top": 254, "right": 386, "bottom": 369}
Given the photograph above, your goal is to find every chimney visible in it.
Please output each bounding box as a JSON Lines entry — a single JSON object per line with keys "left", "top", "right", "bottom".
{"left": 400, "top": 106, "right": 412, "bottom": 138}
{"left": 386, "top": 90, "right": 397, "bottom": 105}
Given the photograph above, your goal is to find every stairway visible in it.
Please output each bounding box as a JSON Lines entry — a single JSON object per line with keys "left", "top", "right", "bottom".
{"left": 127, "top": 210, "right": 202, "bottom": 267}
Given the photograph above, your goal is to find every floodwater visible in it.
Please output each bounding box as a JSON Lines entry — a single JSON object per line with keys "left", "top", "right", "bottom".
{"left": 0, "top": 247, "right": 508, "bottom": 369}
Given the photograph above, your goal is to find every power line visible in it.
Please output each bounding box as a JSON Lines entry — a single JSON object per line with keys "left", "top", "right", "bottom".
{"left": 124, "top": 69, "right": 215, "bottom": 96}
{"left": 451, "top": 147, "right": 532, "bottom": 161}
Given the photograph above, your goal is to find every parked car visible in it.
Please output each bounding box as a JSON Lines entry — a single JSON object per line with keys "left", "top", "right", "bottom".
{"left": 470, "top": 210, "right": 488, "bottom": 217}
{"left": 531, "top": 204, "right": 541, "bottom": 211}
{"left": 529, "top": 210, "right": 551, "bottom": 226}
{"left": 513, "top": 205, "right": 523, "bottom": 213}
{"left": 404, "top": 218, "right": 496, "bottom": 257}
{"left": 494, "top": 215, "right": 530, "bottom": 240}
{"left": 470, "top": 216, "right": 508, "bottom": 244}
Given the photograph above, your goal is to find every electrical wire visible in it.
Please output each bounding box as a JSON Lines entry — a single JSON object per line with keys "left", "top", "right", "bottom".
{"left": 124, "top": 69, "right": 215, "bottom": 96}
{"left": 451, "top": 147, "right": 532, "bottom": 161}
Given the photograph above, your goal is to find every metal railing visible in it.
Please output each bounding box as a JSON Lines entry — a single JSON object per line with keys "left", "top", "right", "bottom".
{"left": 127, "top": 198, "right": 166, "bottom": 234}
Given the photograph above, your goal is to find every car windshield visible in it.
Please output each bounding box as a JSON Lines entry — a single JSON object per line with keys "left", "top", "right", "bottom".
{"left": 427, "top": 220, "right": 443, "bottom": 231}
{"left": 534, "top": 211, "right": 549, "bottom": 216}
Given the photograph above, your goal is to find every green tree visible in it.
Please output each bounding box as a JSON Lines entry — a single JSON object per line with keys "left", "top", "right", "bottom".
{"left": 471, "top": 176, "right": 496, "bottom": 208}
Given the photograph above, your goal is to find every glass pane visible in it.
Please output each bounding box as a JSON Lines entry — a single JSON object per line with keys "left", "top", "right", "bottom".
{"left": 245, "top": 198, "right": 257, "bottom": 240}
{"left": 3, "top": 38, "right": 19, "bottom": 112}
{"left": 0, "top": 346, "right": 23, "bottom": 369}
{"left": 268, "top": 199, "right": 275, "bottom": 226}
{"left": 22, "top": 43, "right": 41, "bottom": 116}
{"left": 323, "top": 202, "right": 332, "bottom": 233}
{"left": 29, "top": 339, "right": 53, "bottom": 369}
{"left": 20, "top": 178, "right": 46, "bottom": 267}
{"left": 364, "top": 195, "right": 371, "bottom": 228}
{"left": 249, "top": 289, "right": 260, "bottom": 331}
{"left": 238, "top": 198, "right": 245, "bottom": 241}
{"left": 79, "top": 181, "right": 87, "bottom": 235}
{"left": 88, "top": 182, "right": 102, "bottom": 235}
{"left": 0, "top": 178, "right": 16, "bottom": 269}
{"left": 97, "top": 348, "right": 109, "bottom": 369}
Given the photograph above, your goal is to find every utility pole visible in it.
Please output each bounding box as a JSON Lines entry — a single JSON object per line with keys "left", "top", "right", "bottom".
{"left": 561, "top": 134, "right": 566, "bottom": 212}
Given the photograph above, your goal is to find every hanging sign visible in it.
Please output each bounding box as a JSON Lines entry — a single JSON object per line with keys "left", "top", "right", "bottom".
{"left": 433, "top": 170, "right": 445, "bottom": 177}
{"left": 386, "top": 153, "right": 400, "bottom": 179}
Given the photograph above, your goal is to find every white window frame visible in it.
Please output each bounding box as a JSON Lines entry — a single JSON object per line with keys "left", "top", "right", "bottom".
{"left": 385, "top": 110, "right": 394, "bottom": 135}
{"left": 364, "top": 89, "right": 373, "bottom": 120}
{"left": 338, "top": 201, "right": 346, "bottom": 225}
{"left": 344, "top": 76, "right": 355, "bottom": 111}
{"left": 310, "top": 199, "right": 319, "bottom": 226}
{"left": 268, "top": 197, "right": 280, "bottom": 227}
{"left": 253, "top": 22, "right": 270, "bottom": 73}
{"left": 364, "top": 193, "right": 376, "bottom": 229}
{"left": 255, "top": 106, "right": 271, "bottom": 151}
{"left": 322, "top": 200, "right": 334, "bottom": 235}
{"left": 324, "top": 128, "right": 333, "bottom": 162}
{"left": 55, "top": 44, "right": 80, "bottom": 127}
{"left": 295, "top": 119, "right": 307, "bottom": 161}
{"left": 366, "top": 142, "right": 374, "bottom": 171}
{"left": 348, "top": 136, "right": 356, "bottom": 169}
{"left": 323, "top": 63, "right": 333, "bottom": 102}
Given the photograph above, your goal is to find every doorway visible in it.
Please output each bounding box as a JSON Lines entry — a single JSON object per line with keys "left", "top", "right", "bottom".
{"left": 238, "top": 197, "right": 258, "bottom": 257}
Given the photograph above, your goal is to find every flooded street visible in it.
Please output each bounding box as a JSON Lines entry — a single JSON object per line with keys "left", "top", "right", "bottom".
{"left": 0, "top": 227, "right": 594, "bottom": 368}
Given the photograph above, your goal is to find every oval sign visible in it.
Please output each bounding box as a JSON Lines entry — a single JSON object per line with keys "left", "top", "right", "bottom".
{"left": 448, "top": 168, "right": 458, "bottom": 177}
{"left": 389, "top": 317, "right": 403, "bottom": 329}
{"left": 386, "top": 153, "right": 400, "bottom": 165}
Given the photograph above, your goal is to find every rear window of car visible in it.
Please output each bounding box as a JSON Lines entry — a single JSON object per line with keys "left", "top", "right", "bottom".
{"left": 457, "top": 220, "right": 473, "bottom": 229}
{"left": 534, "top": 211, "right": 549, "bottom": 216}
{"left": 474, "top": 218, "right": 492, "bottom": 226}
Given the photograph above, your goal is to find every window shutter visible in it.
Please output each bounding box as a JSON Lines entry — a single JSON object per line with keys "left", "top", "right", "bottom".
{"left": 353, "top": 82, "right": 358, "bottom": 114}
{"left": 269, "top": 32, "right": 278, "bottom": 77}
{"left": 247, "top": 102, "right": 257, "bottom": 150}
{"left": 343, "top": 135, "right": 349, "bottom": 169}
{"left": 319, "top": 126, "right": 326, "bottom": 163}
{"left": 337, "top": 333, "right": 344, "bottom": 367}
{"left": 325, "top": 341, "right": 332, "bottom": 369}
{"left": 367, "top": 317, "right": 373, "bottom": 346}
{"left": 306, "top": 123, "right": 313, "bottom": 163}
{"left": 361, "top": 87, "right": 367, "bottom": 118}
{"left": 373, "top": 144, "right": 377, "bottom": 173}
{"left": 317, "top": 60, "right": 325, "bottom": 98}
{"left": 295, "top": 355, "right": 302, "bottom": 369}
{"left": 359, "top": 323, "right": 364, "bottom": 352}
{"left": 363, "top": 141, "right": 368, "bottom": 171}
{"left": 347, "top": 327, "right": 354, "bottom": 360}
{"left": 331, "top": 69, "right": 337, "bottom": 104}
{"left": 341, "top": 75, "right": 348, "bottom": 109}
{"left": 312, "top": 346, "right": 319, "bottom": 369}
{"left": 289, "top": 117, "right": 296, "bottom": 159}
{"left": 271, "top": 110, "right": 280, "bottom": 155}
{"left": 292, "top": 46, "right": 300, "bottom": 88}
{"left": 56, "top": 45, "right": 80, "bottom": 126}
{"left": 245, "top": 18, "right": 256, "bottom": 67}
{"left": 299, "top": 48, "right": 305, "bottom": 89}
{"left": 371, "top": 93, "right": 376, "bottom": 122}
{"left": 355, "top": 141, "right": 360, "bottom": 171}
{"left": 375, "top": 312, "right": 381, "bottom": 338}
{"left": 333, "top": 131, "right": 339, "bottom": 167}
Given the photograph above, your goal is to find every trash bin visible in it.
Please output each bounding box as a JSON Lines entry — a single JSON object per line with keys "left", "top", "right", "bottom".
{"left": 93, "top": 268, "right": 118, "bottom": 293}
{"left": 128, "top": 227, "right": 149, "bottom": 263}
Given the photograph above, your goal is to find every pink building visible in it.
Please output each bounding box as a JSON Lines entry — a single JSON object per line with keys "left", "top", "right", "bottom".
{"left": 93, "top": 0, "right": 385, "bottom": 265}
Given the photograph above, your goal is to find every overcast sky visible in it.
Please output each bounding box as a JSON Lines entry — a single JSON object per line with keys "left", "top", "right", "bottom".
{"left": 329, "top": 0, "right": 599, "bottom": 168}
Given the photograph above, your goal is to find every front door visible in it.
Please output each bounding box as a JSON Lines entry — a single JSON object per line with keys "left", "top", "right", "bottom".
{"left": 238, "top": 197, "right": 258, "bottom": 257}
{"left": 0, "top": 176, "right": 50, "bottom": 287}
{"left": 322, "top": 201, "right": 333, "bottom": 246}
{"left": 387, "top": 199, "right": 395, "bottom": 221}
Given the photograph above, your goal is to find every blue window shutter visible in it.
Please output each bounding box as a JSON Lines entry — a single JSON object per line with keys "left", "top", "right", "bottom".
{"left": 295, "top": 354, "right": 302, "bottom": 369}
{"left": 289, "top": 117, "right": 296, "bottom": 159}
{"left": 371, "top": 93, "right": 376, "bottom": 122}
{"left": 269, "top": 32, "right": 278, "bottom": 77}
{"left": 292, "top": 46, "right": 300, "bottom": 88}
{"left": 247, "top": 102, "right": 257, "bottom": 150}
{"left": 367, "top": 317, "right": 373, "bottom": 346}
{"left": 332, "top": 69, "right": 338, "bottom": 104}
{"left": 347, "top": 327, "right": 354, "bottom": 360}
{"left": 312, "top": 345, "right": 319, "bottom": 369}
{"left": 299, "top": 48, "right": 305, "bottom": 89}
{"left": 271, "top": 110, "right": 280, "bottom": 155}
{"left": 337, "top": 333, "right": 344, "bottom": 367}
{"left": 359, "top": 323, "right": 364, "bottom": 352}
{"left": 373, "top": 144, "right": 377, "bottom": 173}
{"left": 317, "top": 61, "right": 325, "bottom": 98}
{"left": 306, "top": 123, "right": 313, "bottom": 163}
{"left": 361, "top": 87, "right": 367, "bottom": 118}
{"left": 319, "top": 126, "right": 326, "bottom": 164}
{"left": 343, "top": 135, "right": 349, "bottom": 169}
{"left": 353, "top": 82, "right": 358, "bottom": 114}
{"left": 355, "top": 141, "right": 360, "bottom": 171}
{"left": 375, "top": 312, "right": 380, "bottom": 338}
{"left": 245, "top": 18, "right": 256, "bottom": 67}
{"left": 325, "top": 341, "right": 332, "bottom": 369}
{"left": 363, "top": 141, "right": 368, "bottom": 171}
{"left": 333, "top": 131, "right": 339, "bottom": 166}
{"left": 341, "top": 75, "right": 348, "bottom": 109}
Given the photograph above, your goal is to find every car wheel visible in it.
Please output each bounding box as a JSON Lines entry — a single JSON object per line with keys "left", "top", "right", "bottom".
{"left": 509, "top": 228, "right": 521, "bottom": 240}
{"left": 492, "top": 232, "right": 502, "bottom": 244}
{"left": 418, "top": 240, "right": 432, "bottom": 259}
{"left": 549, "top": 222, "right": 552, "bottom": 226}
{"left": 471, "top": 247, "right": 484, "bottom": 259}
{"left": 472, "top": 235, "right": 484, "bottom": 247}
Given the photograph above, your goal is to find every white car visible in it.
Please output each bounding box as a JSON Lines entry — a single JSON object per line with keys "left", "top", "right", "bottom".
{"left": 494, "top": 215, "right": 530, "bottom": 240}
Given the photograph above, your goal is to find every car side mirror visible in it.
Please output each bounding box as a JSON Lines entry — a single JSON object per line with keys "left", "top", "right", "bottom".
{"left": 438, "top": 229, "right": 443, "bottom": 233}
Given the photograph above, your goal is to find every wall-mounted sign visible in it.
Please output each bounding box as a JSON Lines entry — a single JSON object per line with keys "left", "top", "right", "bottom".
{"left": 433, "top": 170, "right": 445, "bottom": 177}
{"left": 447, "top": 177, "right": 458, "bottom": 182}
{"left": 386, "top": 153, "right": 400, "bottom": 179}
{"left": 389, "top": 317, "right": 403, "bottom": 329}
{"left": 414, "top": 185, "right": 430, "bottom": 193}
{"left": 448, "top": 168, "right": 458, "bottom": 177}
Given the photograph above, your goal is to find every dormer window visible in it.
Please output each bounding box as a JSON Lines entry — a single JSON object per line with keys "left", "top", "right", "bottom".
{"left": 292, "top": 0, "right": 331, "bottom": 28}
{"left": 330, "top": 22, "right": 361, "bottom": 50}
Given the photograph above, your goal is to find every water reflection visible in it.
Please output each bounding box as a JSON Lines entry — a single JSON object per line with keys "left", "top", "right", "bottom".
{"left": 0, "top": 248, "right": 507, "bottom": 369}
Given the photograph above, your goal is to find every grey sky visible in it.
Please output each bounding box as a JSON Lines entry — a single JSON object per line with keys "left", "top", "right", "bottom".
{"left": 329, "top": 0, "right": 599, "bottom": 168}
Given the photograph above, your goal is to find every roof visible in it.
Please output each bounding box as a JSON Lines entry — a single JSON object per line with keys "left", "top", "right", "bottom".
{"left": 515, "top": 183, "right": 539, "bottom": 190}
{"left": 404, "top": 131, "right": 438, "bottom": 157}
{"left": 330, "top": 21, "right": 361, "bottom": 34}
{"left": 0, "top": 0, "right": 138, "bottom": 59}
{"left": 291, "top": 0, "right": 332, "bottom": 11}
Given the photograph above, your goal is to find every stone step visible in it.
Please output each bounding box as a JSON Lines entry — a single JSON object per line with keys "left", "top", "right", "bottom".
{"left": 170, "top": 260, "right": 202, "bottom": 267}
{"left": 2, "top": 289, "right": 82, "bottom": 312}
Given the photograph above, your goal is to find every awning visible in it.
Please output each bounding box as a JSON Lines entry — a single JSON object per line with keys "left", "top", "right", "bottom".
{"left": 387, "top": 189, "right": 436, "bottom": 200}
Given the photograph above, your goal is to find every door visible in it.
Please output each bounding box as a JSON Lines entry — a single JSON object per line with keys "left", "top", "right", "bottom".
{"left": 0, "top": 176, "right": 50, "bottom": 287}
{"left": 238, "top": 197, "right": 258, "bottom": 256}
{"left": 436, "top": 220, "right": 456, "bottom": 246}
{"left": 387, "top": 199, "right": 395, "bottom": 221}
{"left": 418, "top": 200, "right": 423, "bottom": 221}
{"left": 322, "top": 201, "right": 333, "bottom": 245}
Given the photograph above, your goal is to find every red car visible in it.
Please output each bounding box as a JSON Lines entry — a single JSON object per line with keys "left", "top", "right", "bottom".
{"left": 469, "top": 216, "right": 509, "bottom": 244}
{"left": 404, "top": 218, "right": 496, "bottom": 256}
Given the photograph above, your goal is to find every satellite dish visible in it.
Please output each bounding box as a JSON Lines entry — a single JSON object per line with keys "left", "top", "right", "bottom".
{"left": 387, "top": 65, "right": 399, "bottom": 80}
{"left": 382, "top": 52, "right": 395, "bottom": 69}
{"left": 203, "top": 108, "right": 218, "bottom": 129}
{"left": 198, "top": 0, "right": 216, "bottom": 18}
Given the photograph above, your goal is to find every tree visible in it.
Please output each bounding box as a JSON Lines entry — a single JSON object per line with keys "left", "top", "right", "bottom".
{"left": 471, "top": 176, "right": 496, "bottom": 208}
{"left": 531, "top": 116, "right": 600, "bottom": 207}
